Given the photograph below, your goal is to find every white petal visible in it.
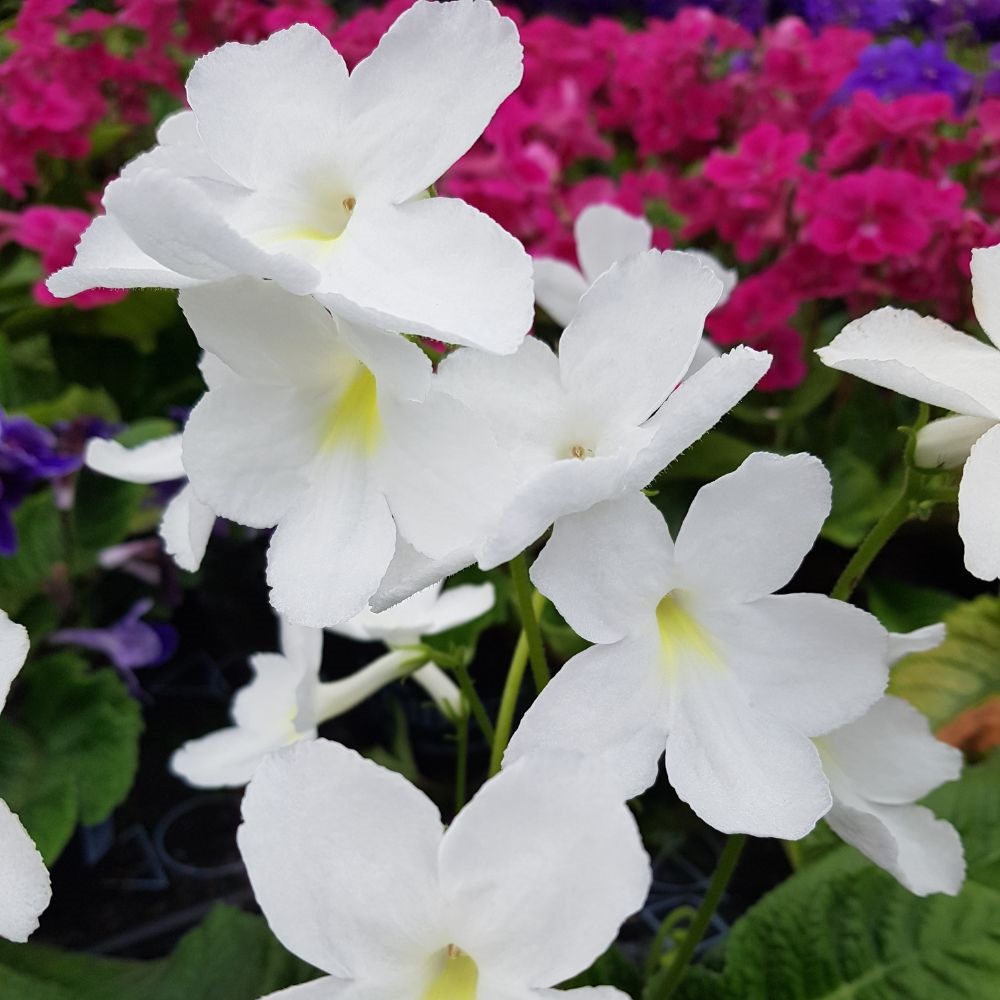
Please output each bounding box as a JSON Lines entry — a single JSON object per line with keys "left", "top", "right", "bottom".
{"left": 823, "top": 696, "right": 962, "bottom": 805}
{"left": 316, "top": 196, "right": 533, "bottom": 353}
{"left": 85, "top": 434, "right": 185, "bottom": 485}
{"left": 199, "top": 350, "right": 237, "bottom": 390}
{"left": 504, "top": 636, "right": 670, "bottom": 800}
{"left": 0, "top": 612, "right": 30, "bottom": 712}
{"left": 187, "top": 24, "right": 349, "bottom": 190}
{"left": 160, "top": 484, "right": 215, "bottom": 572}
{"left": 169, "top": 725, "right": 294, "bottom": 789}
{"left": 682, "top": 249, "right": 738, "bottom": 306}
{"left": 687, "top": 336, "right": 721, "bottom": 376}
{"left": 532, "top": 258, "right": 587, "bottom": 327}
{"left": 674, "top": 453, "right": 831, "bottom": 603}
{"left": 338, "top": 320, "right": 431, "bottom": 404}
{"left": 817, "top": 307, "right": 1000, "bottom": 420}
{"left": 45, "top": 214, "right": 201, "bottom": 297}
{"left": 280, "top": 619, "right": 324, "bottom": 674}
{"left": 958, "top": 422, "right": 1000, "bottom": 580}
{"left": 825, "top": 796, "right": 964, "bottom": 896}
{"left": 105, "top": 169, "right": 319, "bottom": 293}
{"left": 480, "top": 451, "right": 636, "bottom": 570}
{"left": 625, "top": 347, "right": 771, "bottom": 489}
{"left": 379, "top": 391, "right": 514, "bottom": 564}
{"left": 666, "top": 671, "right": 831, "bottom": 839}
{"left": 344, "top": 0, "right": 523, "bottom": 202}
{"left": 231, "top": 652, "right": 307, "bottom": 734}
{"left": 531, "top": 493, "right": 673, "bottom": 644}
{"left": 369, "top": 536, "right": 475, "bottom": 614}
{"left": 914, "top": 414, "right": 997, "bottom": 469}
{"left": 237, "top": 739, "right": 445, "bottom": 978}
{"left": 439, "top": 754, "right": 650, "bottom": 988}
{"left": 178, "top": 279, "right": 343, "bottom": 387}
{"left": 575, "top": 204, "right": 652, "bottom": 285}
{"left": 424, "top": 584, "right": 496, "bottom": 635}
{"left": 267, "top": 451, "right": 396, "bottom": 627}
{"left": 702, "top": 593, "right": 888, "bottom": 737}
{"left": 259, "top": 979, "right": 398, "bottom": 1000}
{"left": 182, "top": 381, "right": 316, "bottom": 528}
{"left": 559, "top": 251, "right": 722, "bottom": 428}
{"left": 971, "top": 242, "right": 1000, "bottom": 349}
{"left": 0, "top": 800, "right": 50, "bottom": 942}
{"left": 887, "top": 624, "right": 945, "bottom": 662}
{"left": 411, "top": 664, "right": 462, "bottom": 716}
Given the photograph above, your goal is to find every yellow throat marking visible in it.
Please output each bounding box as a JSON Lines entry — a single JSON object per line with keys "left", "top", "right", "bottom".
{"left": 320, "top": 364, "right": 381, "bottom": 454}
{"left": 655, "top": 593, "right": 721, "bottom": 675}
{"left": 421, "top": 945, "right": 478, "bottom": 1000}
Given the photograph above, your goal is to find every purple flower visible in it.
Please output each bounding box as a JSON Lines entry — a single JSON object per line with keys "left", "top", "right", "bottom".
{"left": 0, "top": 409, "right": 81, "bottom": 555}
{"left": 796, "top": 0, "right": 910, "bottom": 30}
{"left": 49, "top": 599, "right": 178, "bottom": 698}
{"left": 837, "top": 38, "right": 974, "bottom": 107}
{"left": 912, "top": 0, "right": 1000, "bottom": 40}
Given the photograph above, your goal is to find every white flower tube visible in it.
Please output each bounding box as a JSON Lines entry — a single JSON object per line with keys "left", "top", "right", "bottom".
{"left": 505, "top": 453, "right": 890, "bottom": 840}
{"left": 48, "top": 2, "right": 533, "bottom": 353}
{"left": 0, "top": 611, "right": 51, "bottom": 942}
{"left": 238, "top": 740, "right": 650, "bottom": 999}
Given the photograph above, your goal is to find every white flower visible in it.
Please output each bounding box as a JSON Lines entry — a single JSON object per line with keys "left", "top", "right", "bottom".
{"left": 177, "top": 277, "right": 473, "bottom": 626}
{"left": 504, "top": 453, "right": 890, "bottom": 840}
{"left": 815, "top": 625, "right": 966, "bottom": 897}
{"left": 384, "top": 249, "right": 771, "bottom": 571}
{"left": 533, "top": 203, "right": 737, "bottom": 375}
{"left": 238, "top": 739, "right": 650, "bottom": 999}
{"left": 0, "top": 611, "right": 51, "bottom": 942}
{"left": 47, "top": 2, "right": 533, "bottom": 353}
{"left": 171, "top": 582, "right": 493, "bottom": 789}
{"left": 85, "top": 434, "right": 215, "bottom": 573}
{"left": 817, "top": 243, "right": 1000, "bottom": 580}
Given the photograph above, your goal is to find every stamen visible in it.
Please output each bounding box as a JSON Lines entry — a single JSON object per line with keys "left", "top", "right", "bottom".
{"left": 571, "top": 444, "right": 587, "bottom": 459}
{"left": 343, "top": 196, "right": 357, "bottom": 212}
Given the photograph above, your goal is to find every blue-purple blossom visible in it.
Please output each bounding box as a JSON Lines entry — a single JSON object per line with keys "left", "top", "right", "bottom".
{"left": 49, "top": 598, "right": 178, "bottom": 697}
{"left": 912, "top": 0, "right": 1000, "bottom": 40}
{"left": 837, "top": 39, "right": 974, "bottom": 107}
{"left": 794, "top": 0, "right": 910, "bottom": 31}
{"left": 0, "top": 409, "right": 80, "bottom": 555}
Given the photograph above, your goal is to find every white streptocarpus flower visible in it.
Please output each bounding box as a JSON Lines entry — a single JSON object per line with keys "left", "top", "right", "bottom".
{"left": 814, "top": 625, "right": 966, "bottom": 896}
{"left": 47, "top": 2, "right": 533, "bottom": 353}
{"left": 533, "top": 203, "right": 737, "bottom": 374}
{"left": 177, "top": 276, "right": 471, "bottom": 626}
{"left": 238, "top": 739, "right": 650, "bottom": 999}
{"left": 504, "top": 453, "right": 890, "bottom": 839}
{"left": 0, "top": 611, "right": 51, "bottom": 942}
{"left": 383, "top": 249, "right": 771, "bottom": 572}
{"left": 84, "top": 434, "right": 215, "bottom": 573}
{"left": 171, "top": 583, "right": 493, "bottom": 789}
{"left": 817, "top": 244, "right": 1000, "bottom": 580}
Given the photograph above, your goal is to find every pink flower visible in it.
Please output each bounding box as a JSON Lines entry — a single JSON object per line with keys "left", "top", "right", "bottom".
{"left": 0, "top": 207, "right": 127, "bottom": 309}
{"left": 799, "top": 167, "right": 964, "bottom": 264}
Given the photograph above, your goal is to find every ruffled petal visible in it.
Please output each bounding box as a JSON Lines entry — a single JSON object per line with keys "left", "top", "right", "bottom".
{"left": 674, "top": 453, "right": 831, "bottom": 603}
{"left": 958, "top": 422, "right": 1000, "bottom": 580}
{"left": 85, "top": 434, "right": 185, "bottom": 485}
{"left": 530, "top": 493, "right": 673, "bottom": 644}
{"left": 169, "top": 725, "right": 295, "bottom": 789}
{"left": 343, "top": 0, "right": 523, "bottom": 202}
{"left": 0, "top": 611, "right": 30, "bottom": 712}
{"left": 574, "top": 204, "right": 652, "bottom": 285}
{"left": 439, "top": 754, "right": 650, "bottom": 988}
{"left": 237, "top": 739, "right": 445, "bottom": 978}
{"left": 0, "top": 800, "right": 50, "bottom": 942}
{"left": 159, "top": 483, "right": 216, "bottom": 573}
{"left": 817, "top": 307, "right": 1000, "bottom": 420}
{"left": 532, "top": 258, "right": 587, "bottom": 327}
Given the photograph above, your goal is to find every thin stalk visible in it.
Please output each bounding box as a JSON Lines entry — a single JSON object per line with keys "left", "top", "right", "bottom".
{"left": 454, "top": 708, "right": 469, "bottom": 813}
{"left": 643, "top": 905, "right": 697, "bottom": 982}
{"left": 651, "top": 834, "right": 747, "bottom": 999}
{"left": 452, "top": 660, "right": 495, "bottom": 745}
{"left": 488, "top": 629, "right": 530, "bottom": 776}
{"left": 509, "top": 552, "right": 550, "bottom": 692}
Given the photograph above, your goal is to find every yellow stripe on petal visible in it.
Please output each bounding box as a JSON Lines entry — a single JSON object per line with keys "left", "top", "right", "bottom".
{"left": 421, "top": 946, "right": 479, "bottom": 1000}
{"left": 656, "top": 593, "right": 721, "bottom": 676}
{"left": 320, "top": 364, "right": 382, "bottom": 454}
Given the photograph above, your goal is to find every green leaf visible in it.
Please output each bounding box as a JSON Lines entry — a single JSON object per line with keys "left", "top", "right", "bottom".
{"left": 865, "top": 578, "right": 959, "bottom": 635}
{"left": 665, "top": 431, "right": 757, "bottom": 482}
{"left": 822, "top": 448, "right": 897, "bottom": 548}
{"left": 0, "top": 653, "right": 142, "bottom": 864}
{"left": 71, "top": 471, "right": 146, "bottom": 557}
{"left": 21, "top": 384, "right": 119, "bottom": 425}
{"left": 890, "top": 595, "right": 1000, "bottom": 730}
{"left": 673, "top": 756, "right": 1000, "bottom": 1000}
{"left": 0, "top": 491, "right": 62, "bottom": 617}
{"left": 0, "top": 905, "right": 320, "bottom": 1000}
{"left": 563, "top": 944, "right": 642, "bottom": 997}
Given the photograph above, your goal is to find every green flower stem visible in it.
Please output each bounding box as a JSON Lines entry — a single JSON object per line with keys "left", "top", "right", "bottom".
{"left": 454, "top": 708, "right": 469, "bottom": 813}
{"left": 488, "top": 589, "right": 547, "bottom": 777}
{"left": 830, "top": 481, "right": 914, "bottom": 603}
{"left": 452, "top": 660, "right": 495, "bottom": 745}
{"left": 509, "top": 552, "right": 550, "bottom": 692}
{"left": 643, "top": 905, "right": 698, "bottom": 982}
{"left": 651, "top": 834, "right": 747, "bottom": 999}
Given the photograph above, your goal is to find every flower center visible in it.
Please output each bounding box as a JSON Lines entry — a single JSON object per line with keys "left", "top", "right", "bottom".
{"left": 421, "top": 944, "right": 479, "bottom": 1000}
{"left": 320, "top": 363, "right": 381, "bottom": 454}
{"left": 655, "top": 592, "right": 721, "bottom": 675}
